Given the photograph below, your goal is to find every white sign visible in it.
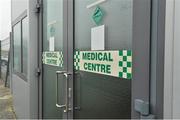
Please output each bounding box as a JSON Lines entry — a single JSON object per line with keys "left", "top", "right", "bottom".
{"left": 49, "top": 37, "right": 55, "bottom": 51}
{"left": 43, "top": 51, "right": 63, "bottom": 67}
{"left": 74, "top": 50, "right": 132, "bottom": 79}
{"left": 91, "top": 25, "right": 105, "bottom": 50}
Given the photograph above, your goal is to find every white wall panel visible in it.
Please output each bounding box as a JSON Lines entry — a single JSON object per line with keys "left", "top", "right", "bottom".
{"left": 164, "top": 0, "right": 180, "bottom": 118}
{"left": 173, "top": 0, "right": 180, "bottom": 118}
{"left": 12, "top": 75, "right": 30, "bottom": 119}
{"left": 164, "top": 0, "right": 174, "bottom": 118}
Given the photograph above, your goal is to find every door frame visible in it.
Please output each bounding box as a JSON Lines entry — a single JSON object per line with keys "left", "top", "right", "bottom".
{"left": 151, "top": 0, "right": 166, "bottom": 118}
{"left": 132, "top": 0, "right": 151, "bottom": 118}
{"left": 38, "top": 0, "right": 166, "bottom": 119}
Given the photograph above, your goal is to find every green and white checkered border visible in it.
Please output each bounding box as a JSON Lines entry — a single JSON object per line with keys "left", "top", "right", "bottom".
{"left": 42, "top": 51, "right": 64, "bottom": 67}
{"left": 73, "top": 50, "right": 132, "bottom": 80}
{"left": 118, "top": 50, "right": 132, "bottom": 79}
{"left": 59, "top": 51, "right": 63, "bottom": 67}
{"left": 74, "top": 51, "right": 80, "bottom": 70}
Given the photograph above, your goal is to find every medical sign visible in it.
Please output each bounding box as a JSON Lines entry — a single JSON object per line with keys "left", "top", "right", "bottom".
{"left": 74, "top": 50, "right": 132, "bottom": 79}
{"left": 43, "top": 51, "right": 63, "bottom": 67}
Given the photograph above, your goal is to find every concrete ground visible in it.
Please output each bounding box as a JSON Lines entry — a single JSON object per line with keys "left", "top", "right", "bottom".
{"left": 0, "top": 80, "right": 16, "bottom": 119}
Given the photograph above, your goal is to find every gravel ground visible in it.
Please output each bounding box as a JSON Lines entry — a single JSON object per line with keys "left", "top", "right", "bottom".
{"left": 0, "top": 80, "right": 16, "bottom": 119}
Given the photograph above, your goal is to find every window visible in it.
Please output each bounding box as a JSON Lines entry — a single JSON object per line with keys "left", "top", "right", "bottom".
{"left": 22, "top": 17, "right": 28, "bottom": 75}
{"left": 13, "top": 16, "right": 28, "bottom": 78}
{"left": 13, "top": 22, "right": 21, "bottom": 72}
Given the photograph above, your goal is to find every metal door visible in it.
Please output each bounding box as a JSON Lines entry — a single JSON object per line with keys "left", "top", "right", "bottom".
{"left": 67, "top": 0, "right": 151, "bottom": 119}
{"left": 40, "top": 0, "right": 151, "bottom": 119}
{"left": 41, "top": 0, "right": 69, "bottom": 119}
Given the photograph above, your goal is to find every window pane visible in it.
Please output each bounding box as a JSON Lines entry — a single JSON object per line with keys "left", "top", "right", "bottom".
{"left": 22, "top": 17, "right": 28, "bottom": 75}
{"left": 13, "top": 22, "right": 21, "bottom": 72}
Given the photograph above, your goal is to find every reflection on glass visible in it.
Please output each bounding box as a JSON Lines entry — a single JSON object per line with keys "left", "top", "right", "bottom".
{"left": 22, "top": 17, "right": 28, "bottom": 76}
{"left": 13, "top": 22, "right": 21, "bottom": 72}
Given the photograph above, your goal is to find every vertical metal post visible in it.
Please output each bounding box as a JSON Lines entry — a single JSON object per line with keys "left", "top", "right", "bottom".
{"left": 5, "top": 48, "right": 10, "bottom": 87}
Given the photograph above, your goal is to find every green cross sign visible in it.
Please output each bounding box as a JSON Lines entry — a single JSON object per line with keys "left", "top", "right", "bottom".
{"left": 92, "top": 6, "right": 104, "bottom": 25}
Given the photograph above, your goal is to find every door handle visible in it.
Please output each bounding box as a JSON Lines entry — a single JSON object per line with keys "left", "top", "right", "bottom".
{"left": 55, "top": 71, "right": 66, "bottom": 108}
{"left": 56, "top": 71, "right": 72, "bottom": 113}
{"left": 63, "top": 72, "right": 72, "bottom": 113}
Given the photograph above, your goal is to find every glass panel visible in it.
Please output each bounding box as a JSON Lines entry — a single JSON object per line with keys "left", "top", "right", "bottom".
{"left": 74, "top": 0, "right": 132, "bottom": 119}
{"left": 42, "top": 0, "right": 65, "bottom": 119}
{"left": 22, "top": 17, "right": 28, "bottom": 76}
{"left": 13, "top": 22, "right": 21, "bottom": 72}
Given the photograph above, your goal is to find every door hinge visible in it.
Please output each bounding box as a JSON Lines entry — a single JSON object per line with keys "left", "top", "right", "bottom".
{"left": 35, "top": 2, "right": 42, "bottom": 13}
{"left": 134, "top": 99, "right": 155, "bottom": 119}
{"left": 36, "top": 68, "right": 41, "bottom": 76}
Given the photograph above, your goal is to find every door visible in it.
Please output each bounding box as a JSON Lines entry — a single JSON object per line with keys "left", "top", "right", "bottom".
{"left": 41, "top": 0, "right": 151, "bottom": 119}
{"left": 71, "top": 0, "right": 151, "bottom": 119}
{"left": 42, "top": 0, "right": 68, "bottom": 119}
{"left": 73, "top": 0, "right": 132, "bottom": 119}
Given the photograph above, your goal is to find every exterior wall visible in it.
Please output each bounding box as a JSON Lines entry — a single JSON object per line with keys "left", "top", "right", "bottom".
{"left": 164, "top": 0, "right": 180, "bottom": 118}
{"left": 11, "top": 0, "right": 38, "bottom": 119}
{"left": 11, "top": 0, "right": 30, "bottom": 119}
{"left": 28, "top": 0, "right": 39, "bottom": 118}
{"left": 172, "top": 0, "right": 180, "bottom": 118}
{"left": 10, "top": 0, "right": 180, "bottom": 119}
{"left": 164, "top": 0, "right": 174, "bottom": 118}
{"left": 12, "top": 74, "right": 30, "bottom": 118}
